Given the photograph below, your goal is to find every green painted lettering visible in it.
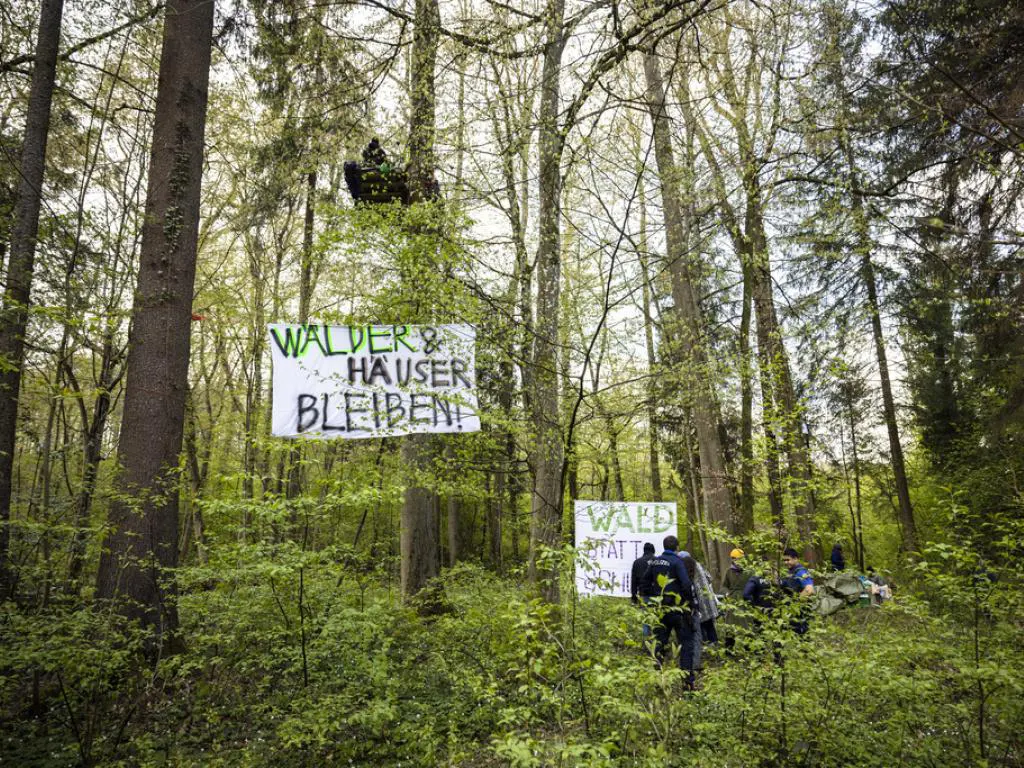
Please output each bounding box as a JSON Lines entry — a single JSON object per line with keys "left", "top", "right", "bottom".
{"left": 586, "top": 506, "right": 616, "bottom": 533}
{"left": 653, "top": 505, "right": 675, "bottom": 533}
{"left": 393, "top": 324, "right": 416, "bottom": 352}
{"left": 270, "top": 326, "right": 305, "bottom": 357}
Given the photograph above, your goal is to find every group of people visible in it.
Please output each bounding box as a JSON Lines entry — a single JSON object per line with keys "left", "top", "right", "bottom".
{"left": 630, "top": 538, "right": 821, "bottom": 687}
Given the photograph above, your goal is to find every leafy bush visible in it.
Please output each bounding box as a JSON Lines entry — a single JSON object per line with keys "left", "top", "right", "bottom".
{"left": 2, "top": 538, "right": 1022, "bottom": 766}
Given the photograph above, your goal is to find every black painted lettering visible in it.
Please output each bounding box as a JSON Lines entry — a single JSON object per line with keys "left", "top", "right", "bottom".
{"left": 385, "top": 392, "right": 405, "bottom": 427}
{"left": 297, "top": 394, "right": 319, "bottom": 433}
{"left": 323, "top": 325, "right": 347, "bottom": 355}
{"left": 347, "top": 356, "right": 368, "bottom": 384}
{"left": 395, "top": 359, "right": 412, "bottom": 386}
{"left": 300, "top": 325, "right": 329, "bottom": 357}
{"left": 434, "top": 395, "right": 452, "bottom": 426}
{"left": 368, "top": 326, "right": 392, "bottom": 354}
{"left": 368, "top": 357, "right": 393, "bottom": 386}
{"left": 372, "top": 392, "right": 381, "bottom": 429}
{"left": 451, "top": 358, "right": 472, "bottom": 387}
{"left": 410, "top": 394, "right": 431, "bottom": 423}
{"left": 430, "top": 359, "right": 450, "bottom": 387}
{"left": 270, "top": 326, "right": 304, "bottom": 357}
{"left": 414, "top": 359, "right": 430, "bottom": 384}
{"left": 349, "top": 326, "right": 366, "bottom": 353}
{"left": 345, "top": 392, "right": 369, "bottom": 432}
{"left": 321, "top": 393, "right": 345, "bottom": 431}
{"left": 393, "top": 324, "right": 416, "bottom": 352}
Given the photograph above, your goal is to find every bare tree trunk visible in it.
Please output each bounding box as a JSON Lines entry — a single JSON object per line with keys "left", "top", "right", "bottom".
{"left": 0, "top": 0, "right": 64, "bottom": 596}
{"left": 286, "top": 171, "right": 317, "bottom": 506}
{"left": 489, "top": 435, "right": 506, "bottom": 570}
{"left": 446, "top": 443, "right": 459, "bottom": 567}
{"left": 95, "top": 0, "right": 215, "bottom": 650}
{"left": 636, "top": 169, "right": 662, "bottom": 501}
{"left": 528, "top": 0, "right": 567, "bottom": 602}
{"left": 400, "top": 0, "right": 441, "bottom": 599}
{"left": 644, "top": 51, "right": 732, "bottom": 577}
{"left": 241, "top": 232, "right": 267, "bottom": 515}
{"left": 738, "top": 260, "right": 755, "bottom": 533}
{"left": 447, "top": 494, "right": 459, "bottom": 567}
{"left": 745, "top": 185, "right": 815, "bottom": 550}
{"left": 843, "top": 385, "right": 866, "bottom": 572}
{"left": 66, "top": 326, "right": 121, "bottom": 588}
{"left": 853, "top": 200, "right": 917, "bottom": 553}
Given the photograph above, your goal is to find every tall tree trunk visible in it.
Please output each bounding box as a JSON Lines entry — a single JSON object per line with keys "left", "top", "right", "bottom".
{"left": 95, "top": 0, "right": 215, "bottom": 650}
{"left": 528, "top": 0, "right": 567, "bottom": 602}
{"left": 643, "top": 51, "right": 732, "bottom": 578}
{"left": 852, "top": 194, "right": 917, "bottom": 554}
{"left": 400, "top": 0, "right": 441, "bottom": 599}
{"left": 603, "top": 410, "right": 625, "bottom": 502}
{"left": 446, "top": 443, "right": 459, "bottom": 567}
{"left": 843, "top": 386, "right": 866, "bottom": 572}
{"left": 286, "top": 171, "right": 317, "bottom": 505}
{"left": 745, "top": 183, "right": 815, "bottom": 551}
{"left": 738, "top": 259, "right": 755, "bottom": 533}
{"left": 0, "top": 0, "right": 64, "bottom": 596}
{"left": 66, "top": 326, "right": 121, "bottom": 588}
{"left": 636, "top": 167, "right": 662, "bottom": 501}
{"left": 241, "top": 232, "right": 266, "bottom": 513}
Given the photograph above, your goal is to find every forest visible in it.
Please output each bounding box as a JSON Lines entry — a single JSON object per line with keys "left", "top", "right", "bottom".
{"left": 0, "top": 0, "right": 1022, "bottom": 765}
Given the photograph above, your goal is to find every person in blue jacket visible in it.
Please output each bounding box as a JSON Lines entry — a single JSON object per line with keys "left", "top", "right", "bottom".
{"left": 781, "top": 547, "right": 814, "bottom": 635}
{"left": 640, "top": 535, "right": 697, "bottom": 684}
{"left": 782, "top": 547, "right": 815, "bottom": 597}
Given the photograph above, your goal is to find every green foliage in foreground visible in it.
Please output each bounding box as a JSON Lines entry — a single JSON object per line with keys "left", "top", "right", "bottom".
{"left": 2, "top": 532, "right": 1022, "bottom": 767}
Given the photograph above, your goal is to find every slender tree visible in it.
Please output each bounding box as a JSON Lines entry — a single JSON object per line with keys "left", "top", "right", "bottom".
{"left": 0, "top": 0, "right": 65, "bottom": 596}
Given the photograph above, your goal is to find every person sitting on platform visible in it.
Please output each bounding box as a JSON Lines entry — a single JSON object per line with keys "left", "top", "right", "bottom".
{"left": 362, "top": 137, "right": 387, "bottom": 167}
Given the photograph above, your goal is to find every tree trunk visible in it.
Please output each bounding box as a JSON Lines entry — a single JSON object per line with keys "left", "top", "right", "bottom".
{"left": 66, "top": 326, "right": 121, "bottom": 588}
{"left": 0, "top": 0, "right": 64, "bottom": 597}
{"left": 400, "top": 0, "right": 441, "bottom": 600}
{"left": 94, "top": 0, "right": 215, "bottom": 650}
{"left": 643, "top": 51, "right": 732, "bottom": 578}
{"left": 528, "top": 0, "right": 567, "bottom": 603}
{"left": 401, "top": 437, "right": 439, "bottom": 596}
{"left": 286, "top": 171, "right": 317, "bottom": 506}
{"left": 745, "top": 183, "right": 815, "bottom": 551}
{"left": 855, "top": 212, "right": 917, "bottom": 554}
{"left": 636, "top": 169, "right": 662, "bottom": 501}
{"left": 738, "top": 259, "right": 755, "bottom": 533}
{"left": 844, "top": 387, "right": 866, "bottom": 572}
{"left": 447, "top": 444, "right": 459, "bottom": 567}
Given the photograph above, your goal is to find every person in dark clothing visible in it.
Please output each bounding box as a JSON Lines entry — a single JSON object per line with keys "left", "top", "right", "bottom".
{"left": 362, "top": 137, "right": 387, "bottom": 167}
{"left": 830, "top": 543, "right": 846, "bottom": 571}
{"left": 630, "top": 542, "right": 656, "bottom": 605}
{"left": 640, "top": 535, "right": 696, "bottom": 683}
{"left": 743, "top": 572, "right": 776, "bottom": 610}
{"left": 721, "top": 548, "right": 750, "bottom": 600}
{"left": 632, "top": 542, "right": 657, "bottom": 644}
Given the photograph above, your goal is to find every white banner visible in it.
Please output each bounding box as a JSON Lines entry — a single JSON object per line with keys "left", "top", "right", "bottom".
{"left": 269, "top": 323, "right": 480, "bottom": 439}
{"left": 574, "top": 500, "right": 678, "bottom": 598}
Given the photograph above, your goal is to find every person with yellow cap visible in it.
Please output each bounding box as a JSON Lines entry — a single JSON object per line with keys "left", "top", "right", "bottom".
{"left": 721, "top": 548, "right": 750, "bottom": 600}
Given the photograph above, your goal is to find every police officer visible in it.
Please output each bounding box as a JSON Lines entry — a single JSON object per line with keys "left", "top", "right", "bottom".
{"left": 640, "top": 535, "right": 697, "bottom": 684}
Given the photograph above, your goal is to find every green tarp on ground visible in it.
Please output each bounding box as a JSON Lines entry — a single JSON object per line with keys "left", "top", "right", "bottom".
{"left": 816, "top": 572, "right": 865, "bottom": 616}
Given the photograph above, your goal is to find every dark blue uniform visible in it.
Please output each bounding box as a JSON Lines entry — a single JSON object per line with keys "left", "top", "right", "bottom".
{"left": 640, "top": 551, "right": 697, "bottom": 672}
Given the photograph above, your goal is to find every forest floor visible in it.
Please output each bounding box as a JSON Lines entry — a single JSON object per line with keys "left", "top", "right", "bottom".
{"left": 2, "top": 558, "right": 1022, "bottom": 767}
